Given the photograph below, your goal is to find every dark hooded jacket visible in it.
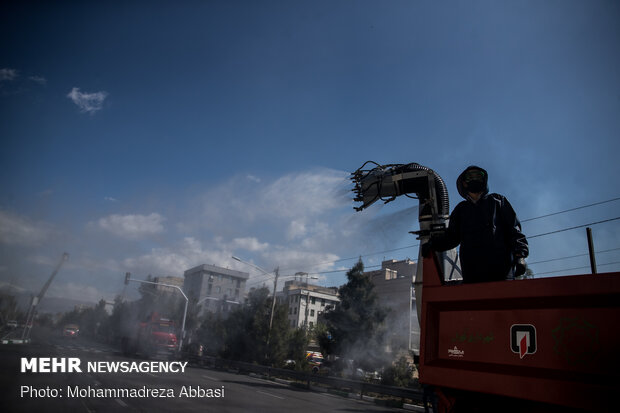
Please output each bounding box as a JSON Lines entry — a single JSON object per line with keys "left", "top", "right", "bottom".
{"left": 431, "top": 166, "right": 529, "bottom": 283}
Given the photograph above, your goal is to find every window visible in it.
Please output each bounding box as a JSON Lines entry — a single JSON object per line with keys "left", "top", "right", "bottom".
{"left": 310, "top": 310, "right": 315, "bottom": 317}
{"left": 321, "top": 299, "right": 325, "bottom": 306}
{"left": 309, "top": 322, "right": 314, "bottom": 328}
{"left": 311, "top": 297, "right": 316, "bottom": 305}
{"left": 216, "top": 286, "right": 221, "bottom": 293}
{"left": 294, "top": 307, "right": 297, "bottom": 315}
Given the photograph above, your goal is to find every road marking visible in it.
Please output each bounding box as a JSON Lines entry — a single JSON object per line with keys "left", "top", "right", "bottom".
{"left": 202, "top": 374, "right": 219, "bottom": 381}
{"left": 256, "top": 390, "right": 284, "bottom": 400}
{"left": 115, "top": 399, "right": 128, "bottom": 407}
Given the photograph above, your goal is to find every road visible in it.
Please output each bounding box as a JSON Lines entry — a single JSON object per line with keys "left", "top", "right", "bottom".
{"left": 1, "top": 329, "right": 407, "bottom": 413}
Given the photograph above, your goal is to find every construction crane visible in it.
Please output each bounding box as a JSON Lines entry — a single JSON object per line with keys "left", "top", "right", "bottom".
{"left": 21, "top": 252, "right": 69, "bottom": 340}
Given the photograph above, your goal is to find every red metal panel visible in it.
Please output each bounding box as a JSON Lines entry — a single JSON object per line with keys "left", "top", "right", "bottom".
{"left": 419, "top": 254, "right": 620, "bottom": 411}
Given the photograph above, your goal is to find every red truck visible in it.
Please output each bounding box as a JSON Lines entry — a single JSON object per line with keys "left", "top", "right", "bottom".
{"left": 351, "top": 162, "right": 619, "bottom": 412}
{"left": 121, "top": 312, "right": 178, "bottom": 358}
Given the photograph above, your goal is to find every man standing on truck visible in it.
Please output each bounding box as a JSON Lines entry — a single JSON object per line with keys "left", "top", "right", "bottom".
{"left": 423, "top": 165, "right": 528, "bottom": 283}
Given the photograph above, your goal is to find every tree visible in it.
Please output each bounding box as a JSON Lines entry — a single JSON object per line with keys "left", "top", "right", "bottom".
{"left": 196, "top": 311, "right": 228, "bottom": 356}
{"left": 319, "top": 259, "right": 388, "bottom": 372}
{"left": 220, "top": 287, "right": 290, "bottom": 366}
{"left": 286, "top": 327, "right": 309, "bottom": 369}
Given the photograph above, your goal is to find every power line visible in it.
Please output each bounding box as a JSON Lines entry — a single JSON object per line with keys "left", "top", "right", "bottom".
{"left": 527, "top": 217, "right": 620, "bottom": 239}
{"left": 280, "top": 216, "right": 619, "bottom": 276}
{"left": 528, "top": 248, "right": 620, "bottom": 266}
{"left": 309, "top": 264, "right": 382, "bottom": 276}
{"left": 534, "top": 261, "right": 620, "bottom": 276}
{"left": 521, "top": 197, "right": 620, "bottom": 223}
{"left": 279, "top": 244, "right": 419, "bottom": 273}
{"left": 300, "top": 199, "right": 620, "bottom": 272}
{"left": 248, "top": 198, "right": 620, "bottom": 280}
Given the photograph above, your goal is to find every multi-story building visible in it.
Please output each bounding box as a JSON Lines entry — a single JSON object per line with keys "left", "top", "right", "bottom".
{"left": 183, "top": 264, "right": 249, "bottom": 317}
{"left": 366, "top": 258, "right": 419, "bottom": 354}
{"left": 278, "top": 281, "right": 339, "bottom": 330}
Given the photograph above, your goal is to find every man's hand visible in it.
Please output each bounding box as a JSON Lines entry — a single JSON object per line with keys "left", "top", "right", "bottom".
{"left": 514, "top": 257, "right": 527, "bottom": 277}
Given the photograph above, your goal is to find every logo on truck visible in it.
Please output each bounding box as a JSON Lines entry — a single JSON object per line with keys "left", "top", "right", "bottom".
{"left": 511, "top": 324, "right": 537, "bottom": 359}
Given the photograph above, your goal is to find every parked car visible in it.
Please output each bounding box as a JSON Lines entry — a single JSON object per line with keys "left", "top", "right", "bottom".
{"left": 6, "top": 320, "right": 18, "bottom": 328}
{"left": 62, "top": 324, "right": 79, "bottom": 338}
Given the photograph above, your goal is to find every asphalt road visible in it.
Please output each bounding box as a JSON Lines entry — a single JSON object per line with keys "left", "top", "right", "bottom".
{"left": 1, "top": 329, "right": 407, "bottom": 413}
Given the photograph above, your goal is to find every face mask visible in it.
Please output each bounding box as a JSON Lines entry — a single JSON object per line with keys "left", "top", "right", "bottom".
{"left": 465, "top": 180, "right": 485, "bottom": 193}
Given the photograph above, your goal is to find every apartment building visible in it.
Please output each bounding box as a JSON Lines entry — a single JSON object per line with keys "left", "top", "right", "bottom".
{"left": 183, "top": 264, "right": 249, "bottom": 316}
{"left": 278, "top": 280, "right": 339, "bottom": 330}
{"left": 366, "top": 258, "right": 419, "bottom": 354}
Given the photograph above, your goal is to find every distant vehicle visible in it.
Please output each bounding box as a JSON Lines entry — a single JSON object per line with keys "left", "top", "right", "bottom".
{"left": 63, "top": 324, "right": 79, "bottom": 338}
{"left": 121, "top": 312, "right": 178, "bottom": 358}
{"left": 306, "top": 351, "right": 324, "bottom": 373}
{"left": 6, "top": 320, "right": 18, "bottom": 328}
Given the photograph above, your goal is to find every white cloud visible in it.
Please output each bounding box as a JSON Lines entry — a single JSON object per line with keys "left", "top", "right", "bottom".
{"left": 99, "top": 168, "right": 416, "bottom": 289}
{"left": 67, "top": 87, "right": 108, "bottom": 114}
{"left": 260, "top": 170, "right": 350, "bottom": 218}
{"left": 230, "top": 237, "right": 269, "bottom": 252}
{"left": 0, "top": 68, "right": 18, "bottom": 81}
{"left": 0, "top": 210, "right": 53, "bottom": 246}
{"left": 263, "top": 249, "right": 341, "bottom": 274}
{"left": 287, "top": 220, "right": 307, "bottom": 239}
{"left": 97, "top": 213, "right": 165, "bottom": 239}
{"left": 246, "top": 175, "right": 261, "bottom": 183}
{"left": 123, "top": 237, "right": 234, "bottom": 276}
{"left": 48, "top": 282, "right": 110, "bottom": 303}
{"left": 104, "top": 197, "right": 119, "bottom": 202}
{"left": 28, "top": 75, "right": 47, "bottom": 85}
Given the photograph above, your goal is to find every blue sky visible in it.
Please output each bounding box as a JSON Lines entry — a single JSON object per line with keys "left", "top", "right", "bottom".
{"left": 1, "top": 1, "right": 619, "bottom": 304}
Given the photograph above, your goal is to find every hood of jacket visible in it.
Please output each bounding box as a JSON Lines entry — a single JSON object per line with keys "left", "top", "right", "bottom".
{"left": 456, "top": 165, "right": 489, "bottom": 200}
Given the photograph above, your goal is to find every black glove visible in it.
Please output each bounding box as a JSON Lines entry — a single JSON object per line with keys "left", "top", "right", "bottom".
{"left": 514, "top": 257, "right": 527, "bottom": 277}
{"left": 421, "top": 241, "right": 433, "bottom": 258}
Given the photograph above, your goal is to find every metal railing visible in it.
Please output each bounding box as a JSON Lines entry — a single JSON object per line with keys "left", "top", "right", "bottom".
{"left": 184, "top": 353, "right": 424, "bottom": 404}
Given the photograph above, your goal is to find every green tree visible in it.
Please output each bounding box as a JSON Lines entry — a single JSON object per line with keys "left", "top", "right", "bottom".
{"left": 196, "top": 311, "right": 228, "bottom": 356}
{"left": 286, "top": 327, "right": 309, "bottom": 369}
{"left": 219, "top": 287, "right": 290, "bottom": 365}
{"left": 319, "top": 259, "right": 388, "bottom": 372}
{"left": 381, "top": 355, "right": 416, "bottom": 387}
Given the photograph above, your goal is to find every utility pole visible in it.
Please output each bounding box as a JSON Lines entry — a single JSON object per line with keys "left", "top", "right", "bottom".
{"left": 267, "top": 267, "right": 279, "bottom": 345}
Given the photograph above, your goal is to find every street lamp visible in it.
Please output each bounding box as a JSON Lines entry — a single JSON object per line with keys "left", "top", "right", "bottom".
{"left": 232, "top": 256, "right": 280, "bottom": 347}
